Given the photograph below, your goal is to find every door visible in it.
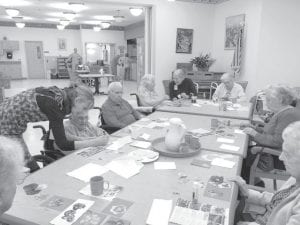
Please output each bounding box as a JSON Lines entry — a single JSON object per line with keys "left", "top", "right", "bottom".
{"left": 25, "top": 41, "right": 45, "bottom": 78}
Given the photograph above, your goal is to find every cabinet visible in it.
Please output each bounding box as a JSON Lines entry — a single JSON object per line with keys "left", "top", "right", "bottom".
{"left": 0, "top": 41, "right": 19, "bottom": 51}
{"left": 56, "top": 57, "right": 69, "bottom": 78}
{"left": 0, "top": 61, "right": 22, "bottom": 80}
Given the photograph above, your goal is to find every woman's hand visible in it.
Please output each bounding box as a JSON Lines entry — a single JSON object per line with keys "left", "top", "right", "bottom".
{"left": 228, "top": 176, "right": 249, "bottom": 197}
{"left": 243, "top": 127, "right": 258, "bottom": 137}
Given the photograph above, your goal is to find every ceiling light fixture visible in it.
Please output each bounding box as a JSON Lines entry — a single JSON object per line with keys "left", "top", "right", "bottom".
{"left": 60, "top": 19, "right": 70, "bottom": 26}
{"left": 129, "top": 7, "right": 143, "bottom": 17}
{"left": 168, "top": 0, "right": 176, "bottom": 2}
{"left": 101, "top": 21, "right": 111, "bottom": 29}
{"left": 5, "top": 8, "right": 20, "bottom": 17}
{"left": 57, "top": 24, "right": 65, "bottom": 30}
{"left": 68, "top": 2, "right": 86, "bottom": 12}
{"left": 93, "top": 26, "right": 101, "bottom": 32}
{"left": 15, "top": 22, "right": 25, "bottom": 28}
{"left": 113, "top": 10, "right": 125, "bottom": 23}
{"left": 0, "top": 0, "right": 31, "bottom": 7}
{"left": 63, "top": 12, "right": 76, "bottom": 20}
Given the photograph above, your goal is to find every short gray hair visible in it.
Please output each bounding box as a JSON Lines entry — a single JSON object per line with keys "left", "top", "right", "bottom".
{"left": 108, "top": 82, "right": 122, "bottom": 93}
{"left": 140, "top": 74, "right": 155, "bottom": 87}
{"left": 0, "top": 136, "right": 24, "bottom": 186}
{"left": 282, "top": 121, "right": 300, "bottom": 154}
{"left": 173, "top": 69, "right": 185, "bottom": 78}
{"left": 266, "top": 85, "right": 295, "bottom": 106}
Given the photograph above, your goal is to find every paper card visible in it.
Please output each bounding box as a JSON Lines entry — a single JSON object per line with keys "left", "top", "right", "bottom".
{"left": 203, "top": 176, "right": 232, "bottom": 202}
{"left": 211, "top": 158, "right": 236, "bottom": 169}
{"left": 192, "top": 103, "right": 201, "bottom": 107}
{"left": 102, "top": 216, "right": 131, "bottom": 225}
{"left": 191, "top": 159, "right": 211, "bottom": 168}
{"left": 139, "top": 133, "right": 151, "bottom": 141}
{"left": 67, "top": 163, "right": 109, "bottom": 182}
{"left": 73, "top": 211, "right": 107, "bottom": 225}
{"left": 140, "top": 118, "right": 151, "bottom": 122}
{"left": 219, "top": 144, "right": 240, "bottom": 152}
{"left": 190, "top": 128, "right": 211, "bottom": 135}
{"left": 146, "top": 122, "right": 170, "bottom": 129}
{"left": 40, "top": 195, "right": 74, "bottom": 212}
{"left": 146, "top": 199, "right": 173, "bottom": 225}
{"left": 106, "top": 136, "right": 132, "bottom": 151}
{"left": 130, "top": 140, "right": 151, "bottom": 149}
{"left": 79, "top": 184, "right": 123, "bottom": 201}
{"left": 154, "top": 162, "right": 176, "bottom": 170}
{"left": 50, "top": 199, "right": 94, "bottom": 225}
{"left": 76, "top": 147, "right": 105, "bottom": 158}
{"left": 106, "top": 159, "right": 144, "bottom": 179}
{"left": 234, "top": 129, "right": 244, "bottom": 134}
{"left": 102, "top": 198, "right": 133, "bottom": 217}
{"left": 217, "top": 138, "right": 235, "bottom": 144}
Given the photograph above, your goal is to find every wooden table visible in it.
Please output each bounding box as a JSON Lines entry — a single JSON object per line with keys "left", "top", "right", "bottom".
{"left": 78, "top": 74, "right": 114, "bottom": 95}
{"left": 157, "top": 100, "right": 253, "bottom": 121}
{"left": 114, "top": 111, "right": 249, "bottom": 158}
{"left": 1, "top": 138, "right": 242, "bottom": 225}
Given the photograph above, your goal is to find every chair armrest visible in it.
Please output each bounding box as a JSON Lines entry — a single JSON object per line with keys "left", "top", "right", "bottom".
{"left": 135, "top": 106, "right": 154, "bottom": 113}
{"left": 262, "top": 147, "right": 282, "bottom": 156}
{"left": 246, "top": 184, "right": 269, "bottom": 193}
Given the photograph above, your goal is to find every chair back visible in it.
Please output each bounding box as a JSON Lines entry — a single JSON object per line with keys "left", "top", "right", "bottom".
{"left": 130, "top": 93, "right": 142, "bottom": 106}
{"left": 193, "top": 82, "right": 199, "bottom": 94}
{"left": 236, "top": 81, "right": 248, "bottom": 92}
{"left": 162, "top": 80, "right": 170, "bottom": 96}
{"left": 209, "top": 82, "right": 219, "bottom": 99}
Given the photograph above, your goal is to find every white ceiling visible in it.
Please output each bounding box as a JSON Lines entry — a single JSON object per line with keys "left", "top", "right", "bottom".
{"left": 176, "top": 0, "right": 229, "bottom": 3}
{"left": 0, "top": 0, "right": 145, "bottom": 27}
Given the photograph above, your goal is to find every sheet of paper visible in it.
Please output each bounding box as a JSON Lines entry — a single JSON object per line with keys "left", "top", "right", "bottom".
{"left": 50, "top": 199, "right": 94, "bottom": 225}
{"left": 67, "top": 163, "right": 109, "bottom": 182}
{"left": 154, "top": 162, "right": 176, "bottom": 170}
{"left": 190, "top": 128, "right": 211, "bottom": 135}
{"left": 234, "top": 129, "right": 245, "bottom": 134}
{"left": 130, "top": 140, "right": 151, "bottom": 149}
{"left": 219, "top": 144, "right": 240, "bottom": 152}
{"left": 79, "top": 184, "right": 123, "bottom": 201}
{"left": 106, "top": 136, "right": 132, "bottom": 151}
{"left": 192, "top": 103, "right": 201, "bottom": 107}
{"left": 140, "top": 117, "right": 151, "bottom": 122}
{"left": 211, "top": 158, "right": 236, "bottom": 168}
{"left": 106, "top": 159, "right": 144, "bottom": 179}
{"left": 217, "top": 137, "right": 235, "bottom": 144}
{"left": 146, "top": 199, "right": 173, "bottom": 225}
{"left": 139, "top": 133, "right": 151, "bottom": 141}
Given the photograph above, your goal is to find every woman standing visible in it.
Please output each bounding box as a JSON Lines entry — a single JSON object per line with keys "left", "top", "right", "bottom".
{"left": 0, "top": 84, "right": 104, "bottom": 171}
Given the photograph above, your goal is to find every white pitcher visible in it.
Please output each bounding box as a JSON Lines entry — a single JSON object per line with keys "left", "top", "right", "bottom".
{"left": 165, "top": 118, "right": 186, "bottom": 152}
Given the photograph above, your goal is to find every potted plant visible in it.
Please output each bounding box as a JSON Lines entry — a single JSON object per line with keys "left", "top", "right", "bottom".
{"left": 190, "top": 53, "right": 215, "bottom": 71}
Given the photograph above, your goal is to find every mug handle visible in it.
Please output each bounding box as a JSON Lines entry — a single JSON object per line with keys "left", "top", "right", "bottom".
{"left": 104, "top": 181, "right": 110, "bottom": 190}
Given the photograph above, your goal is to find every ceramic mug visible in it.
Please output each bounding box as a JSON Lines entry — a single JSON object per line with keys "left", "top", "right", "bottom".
{"left": 90, "top": 176, "right": 109, "bottom": 196}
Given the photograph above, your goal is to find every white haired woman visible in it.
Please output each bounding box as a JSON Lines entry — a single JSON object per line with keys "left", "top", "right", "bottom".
{"left": 233, "top": 121, "right": 300, "bottom": 225}
{"left": 137, "top": 74, "right": 169, "bottom": 107}
{"left": 241, "top": 85, "right": 300, "bottom": 185}
{"left": 0, "top": 136, "right": 24, "bottom": 215}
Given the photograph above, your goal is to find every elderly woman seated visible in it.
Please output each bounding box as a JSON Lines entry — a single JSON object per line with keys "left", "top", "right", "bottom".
{"left": 241, "top": 85, "right": 300, "bottom": 185}
{"left": 233, "top": 121, "right": 300, "bottom": 225}
{"left": 0, "top": 136, "right": 24, "bottom": 215}
{"left": 102, "top": 82, "right": 141, "bottom": 128}
{"left": 137, "top": 74, "right": 169, "bottom": 107}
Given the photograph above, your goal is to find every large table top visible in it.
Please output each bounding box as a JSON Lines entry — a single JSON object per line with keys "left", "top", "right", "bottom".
{"left": 1, "top": 119, "right": 245, "bottom": 225}
{"left": 157, "top": 100, "right": 253, "bottom": 120}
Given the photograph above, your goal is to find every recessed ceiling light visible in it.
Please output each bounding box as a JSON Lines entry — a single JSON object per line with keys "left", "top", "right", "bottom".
{"left": 15, "top": 22, "right": 25, "bottom": 28}
{"left": 168, "top": 0, "right": 176, "bottom": 1}
{"left": 5, "top": 8, "right": 20, "bottom": 17}
{"left": 60, "top": 19, "right": 70, "bottom": 26}
{"left": 94, "top": 15, "right": 114, "bottom": 21}
{"left": 0, "top": 0, "right": 31, "bottom": 7}
{"left": 63, "top": 12, "right": 76, "bottom": 20}
{"left": 101, "top": 22, "right": 111, "bottom": 29}
{"left": 57, "top": 24, "right": 65, "bottom": 30}
{"left": 93, "top": 26, "right": 101, "bottom": 32}
{"left": 129, "top": 7, "right": 143, "bottom": 17}
{"left": 68, "top": 2, "right": 87, "bottom": 12}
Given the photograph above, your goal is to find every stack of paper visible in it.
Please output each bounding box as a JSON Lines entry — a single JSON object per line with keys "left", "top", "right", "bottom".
{"left": 219, "top": 144, "right": 240, "bottom": 152}
{"left": 67, "top": 163, "right": 109, "bottom": 182}
{"left": 106, "top": 136, "right": 132, "bottom": 151}
{"left": 217, "top": 137, "right": 235, "bottom": 144}
{"left": 146, "top": 199, "right": 173, "bottom": 225}
{"left": 211, "top": 158, "right": 236, "bottom": 168}
{"left": 106, "top": 158, "right": 144, "bottom": 179}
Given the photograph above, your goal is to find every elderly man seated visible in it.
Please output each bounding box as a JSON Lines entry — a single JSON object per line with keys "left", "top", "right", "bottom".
{"left": 233, "top": 121, "right": 300, "bottom": 225}
{"left": 213, "top": 73, "right": 245, "bottom": 102}
{"left": 102, "top": 82, "right": 141, "bottom": 128}
{"left": 169, "top": 69, "right": 197, "bottom": 100}
{"left": 0, "top": 136, "right": 24, "bottom": 215}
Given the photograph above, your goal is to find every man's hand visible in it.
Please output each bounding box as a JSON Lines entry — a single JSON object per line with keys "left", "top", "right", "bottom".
{"left": 243, "top": 127, "right": 258, "bottom": 137}
{"left": 228, "top": 176, "right": 249, "bottom": 197}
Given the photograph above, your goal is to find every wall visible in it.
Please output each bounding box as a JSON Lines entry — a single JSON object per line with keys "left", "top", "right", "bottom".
{"left": 0, "top": 27, "right": 81, "bottom": 78}
{"left": 211, "top": 0, "right": 262, "bottom": 97}
{"left": 255, "top": 0, "right": 300, "bottom": 93}
{"left": 124, "top": 21, "right": 145, "bottom": 40}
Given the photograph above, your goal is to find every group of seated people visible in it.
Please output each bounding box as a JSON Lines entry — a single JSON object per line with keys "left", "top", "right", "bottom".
{"left": 1, "top": 69, "right": 300, "bottom": 225}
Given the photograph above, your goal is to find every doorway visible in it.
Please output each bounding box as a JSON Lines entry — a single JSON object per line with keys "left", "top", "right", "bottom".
{"left": 25, "top": 41, "right": 45, "bottom": 79}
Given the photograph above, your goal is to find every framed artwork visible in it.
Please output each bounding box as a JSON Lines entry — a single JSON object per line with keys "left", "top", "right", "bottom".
{"left": 176, "top": 28, "right": 193, "bottom": 54}
{"left": 58, "top": 38, "right": 66, "bottom": 51}
{"left": 225, "top": 14, "right": 245, "bottom": 49}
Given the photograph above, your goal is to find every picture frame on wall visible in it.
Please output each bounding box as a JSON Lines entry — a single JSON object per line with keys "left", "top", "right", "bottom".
{"left": 58, "top": 38, "right": 67, "bottom": 51}
{"left": 225, "top": 14, "right": 245, "bottom": 49}
{"left": 176, "top": 28, "right": 193, "bottom": 54}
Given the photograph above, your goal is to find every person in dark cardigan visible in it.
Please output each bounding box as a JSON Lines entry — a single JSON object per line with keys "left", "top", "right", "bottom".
{"left": 0, "top": 84, "right": 105, "bottom": 172}
{"left": 169, "top": 69, "right": 197, "bottom": 100}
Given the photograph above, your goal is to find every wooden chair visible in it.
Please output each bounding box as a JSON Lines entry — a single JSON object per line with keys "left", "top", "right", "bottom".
{"left": 249, "top": 146, "right": 290, "bottom": 191}
{"left": 237, "top": 81, "right": 248, "bottom": 92}
{"left": 162, "top": 80, "right": 170, "bottom": 96}
{"left": 209, "top": 82, "right": 219, "bottom": 99}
